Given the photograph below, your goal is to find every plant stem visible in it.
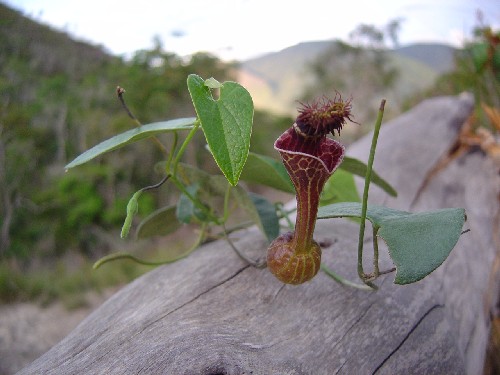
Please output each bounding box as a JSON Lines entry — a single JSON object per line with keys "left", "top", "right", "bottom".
{"left": 320, "top": 264, "right": 373, "bottom": 291}
{"left": 372, "top": 226, "right": 380, "bottom": 277}
{"left": 275, "top": 203, "right": 295, "bottom": 230}
{"left": 165, "top": 131, "right": 178, "bottom": 172}
{"left": 221, "top": 183, "right": 232, "bottom": 224}
{"left": 116, "top": 86, "right": 168, "bottom": 154}
{"left": 94, "top": 223, "right": 207, "bottom": 269}
{"left": 223, "top": 225, "right": 266, "bottom": 268}
{"left": 140, "top": 175, "right": 170, "bottom": 192}
{"left": 357, "top": 99, "right": 385, "bottom": 288}
{"left": 171, "top": 120, "right": 200, "bottom": 175}
{"left": 165, "top": 120, "right": 219, "bottom": 223}
{"left": 169, "top": 174, "right": 219, "bottom": 224}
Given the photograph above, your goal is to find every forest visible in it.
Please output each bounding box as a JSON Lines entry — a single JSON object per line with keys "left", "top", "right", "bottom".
{"left": 0, "top": 3, "right": 293, "bottom": 305}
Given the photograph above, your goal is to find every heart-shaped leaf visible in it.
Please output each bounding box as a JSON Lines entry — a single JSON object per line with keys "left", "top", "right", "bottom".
{"left": 317, "top": 202, "right": 466, "bottom": 284}
{"left": 187, "top": 74, "right": 253, "bottom": 186}
{"left": 136, "top": 205, "right": 181, "bottom": 239}
{"left": 65, "top": 118, "right": 196, "bottom": 170}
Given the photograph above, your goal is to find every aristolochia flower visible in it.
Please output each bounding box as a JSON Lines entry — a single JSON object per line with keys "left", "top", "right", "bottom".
{"left": 267, "top": 94, "right": 352, "bottom": 284}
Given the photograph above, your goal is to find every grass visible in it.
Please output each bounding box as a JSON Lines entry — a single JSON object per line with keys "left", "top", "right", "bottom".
{"left": 0, "top": 228, "right": 204, "bottom": 309}
{"left": 0, "top": 257, "right": 149, "bottom": 309}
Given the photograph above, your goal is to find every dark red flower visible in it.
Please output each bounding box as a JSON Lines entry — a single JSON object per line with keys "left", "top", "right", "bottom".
{"left": 267, "top": 94, "right": 353, "bottom": 284}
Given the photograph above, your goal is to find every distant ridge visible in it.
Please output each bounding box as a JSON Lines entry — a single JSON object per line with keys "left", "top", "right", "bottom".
{"left": 394, "top": 43, "right": 457, "bottom": 74}
{"left": 238, "top": 40, "right": 457, "bottom": 117}
{"left": 0, "top": 3, "right": 112, "bottom": 77}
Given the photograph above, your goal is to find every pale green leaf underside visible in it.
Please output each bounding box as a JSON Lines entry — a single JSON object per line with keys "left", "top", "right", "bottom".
{"left": 65, "top": 118, "right": 196, "bottom": 170}
{"left": 136, "top": 205, "right": 181, "bottom": 239}
{"left": 317, "top": 202, "right": 466, "bottom": 284}
{"left": 248, "top": 192, "right": 280, "bottom": 243}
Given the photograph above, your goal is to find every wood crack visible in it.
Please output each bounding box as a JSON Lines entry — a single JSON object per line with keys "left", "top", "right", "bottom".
{"left": 333, "top": 300, "right": 376, "bottom": 353}
{"left": 137, "top": 265, "right": 251, "bottom": 333}
{"left": 371, "top": 304, "right": 444, "bottom": 374}
{"left": 78, "top": 265, "right": 252, "bottom": 370}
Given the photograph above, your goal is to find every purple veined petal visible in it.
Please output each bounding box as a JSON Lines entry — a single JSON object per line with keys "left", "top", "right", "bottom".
{"left": 274, "top": 127, "right": 345, "bottom": 175}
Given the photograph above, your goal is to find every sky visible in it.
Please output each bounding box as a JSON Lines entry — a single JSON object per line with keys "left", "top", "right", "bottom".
{"left": 6, "top": 0, "right": 500, "bottom": 61}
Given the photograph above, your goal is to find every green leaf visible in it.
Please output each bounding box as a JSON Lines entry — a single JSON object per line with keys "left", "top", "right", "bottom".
{"left": 65, "top": 118, "right": 196, "bottom": 170}
{"left": 187, "top": 74, "right": 253, "bottom": 186}
{"left": 317, "top": 202, "right": 466, "bottom": 284}
{"left": 378, "top": 210, "right": 466, "bottom": 284}
{"left": 230, "top": 187, "right": 277, "bottom": 242}
{"left": 340, "top": 156, "right": 397, "bottom": 197}
{"left": 321, "top": 168, "right": 360, "bottom": 205}
{"left": 176, "top": 163, "right": 227, "bottom": 199}
{"left": 176, "top": 163, "right": 278, "bottom": 241}
{"left": 176, "top": 183, "right": 208, "bottom": 224}
{"left": 240, "top": 152, "right": 294, "bottom": 193}
{"left": 136, "top": 205, "right": 182, "bottom": 239}
{"left": 470, "top": 42, "right": 489, "bottom": 73}
{"left": 248, "top": 192, "right": 280, "bottom": 242}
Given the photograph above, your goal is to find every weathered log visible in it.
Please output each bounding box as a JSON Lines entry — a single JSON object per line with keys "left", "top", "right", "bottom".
{"left": 19, "top": 94, "right": 500, "bottom": 375}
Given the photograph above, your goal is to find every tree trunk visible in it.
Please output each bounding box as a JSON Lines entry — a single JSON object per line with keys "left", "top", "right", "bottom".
{"left": 19, "top": 94, "right": 500, "bottom": 375}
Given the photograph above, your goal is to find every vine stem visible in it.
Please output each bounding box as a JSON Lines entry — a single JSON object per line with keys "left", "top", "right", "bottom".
{"left": 93, "top": 223, "right": 207, "bottom": 269}
{"left": 116, "top": 86, "right": 168, "bottom": 154}
{"left": 166, "top": 120, "right": 220, "bottom": 224}
{"left": 223, "top": 224, "right": 267, "bottom": 268}
{"left": 171, "top": 120, "right": 200, "bottom": 174}
{"left": 320, "top": 264, "right": 373, "bottom": 291}
{"left": 357, "top": 99, "right": 386, "bottom": 289}
{"left": 221, "top": 183, "right": 232, "bottom": 224}
{"left": 275, "top": 203, "right": 296, "bottom": 230}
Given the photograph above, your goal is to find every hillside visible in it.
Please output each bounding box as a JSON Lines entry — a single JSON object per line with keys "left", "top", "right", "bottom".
{"left": 0, "top": 3, "right": 234, "bottom": 267}
{"left": 238, "top": 40, "right": 457, "bottom": 118}
{"left": 0, "top": 3, "right": 112, "bottom": 77}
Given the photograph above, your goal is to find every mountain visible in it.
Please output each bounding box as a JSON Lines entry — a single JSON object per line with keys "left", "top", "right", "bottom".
{"left": 238, "top": 40, "right": 457, "bottom": 118}
{"left": 394, "top": 43, "right": 456, "bottom": 75}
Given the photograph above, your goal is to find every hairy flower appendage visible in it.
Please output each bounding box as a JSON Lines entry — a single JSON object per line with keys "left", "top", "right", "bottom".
{"left": 294, "top": 93, "right": 354, "bottom": 138}
{"left": 267, "top": 95, "right": 353, "bottom": 284}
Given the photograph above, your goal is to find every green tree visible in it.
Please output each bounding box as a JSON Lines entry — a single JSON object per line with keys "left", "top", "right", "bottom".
{"left": 303, "top": 20, "right": 402, "bottom": 126}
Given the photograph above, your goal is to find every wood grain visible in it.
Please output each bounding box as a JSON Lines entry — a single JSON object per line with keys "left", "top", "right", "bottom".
{"left": 19, "top": 94, "right": 500, "bottom": 375}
